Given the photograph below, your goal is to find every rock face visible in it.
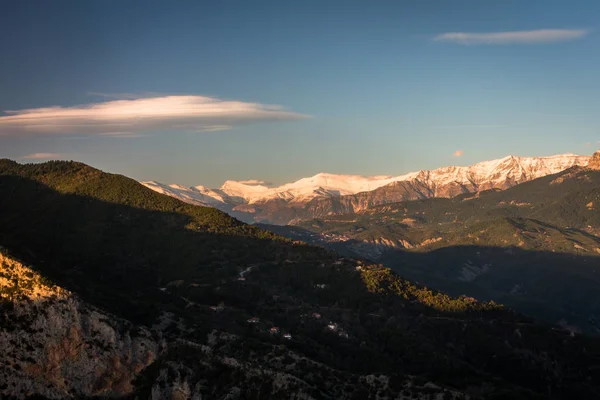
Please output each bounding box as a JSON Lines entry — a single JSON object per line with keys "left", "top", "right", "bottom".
{"left": 588, "top": 151, "right": 600, "bottom": 170}
{"left": 0, "top": 250, "right": 469, "bottom": 400}
{"left": 0, "top": 251, "right": 159, "bottom": 399}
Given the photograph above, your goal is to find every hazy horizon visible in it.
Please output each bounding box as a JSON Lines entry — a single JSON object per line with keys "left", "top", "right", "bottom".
{"left": 1, "top": 0, "right": 599, "bottom": 187}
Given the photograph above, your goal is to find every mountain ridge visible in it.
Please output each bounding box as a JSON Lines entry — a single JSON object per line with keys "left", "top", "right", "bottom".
{"left": 3, "top": 159, "right": 600, "bottom": 398}
{"left": 271, "top": 165, "right": 600, "bottom": 334}
{"left": 143, "top": 153, "right": 590, "bottom": 224}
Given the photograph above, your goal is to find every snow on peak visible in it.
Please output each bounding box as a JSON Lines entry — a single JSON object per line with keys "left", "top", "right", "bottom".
{"left": 402, "top": 153, "right": 589, "bottom": 191}
{"left": 141, "top": 181, "right": 224, "bottom": 206}
{"left": 220, "top": 180, "right": 272, "bottom": 202}
{"left": 142, "top": 152, "right": 590, "bottom": 207}
{"left": 217, "top": 172, "right": 403, "bottom": 204}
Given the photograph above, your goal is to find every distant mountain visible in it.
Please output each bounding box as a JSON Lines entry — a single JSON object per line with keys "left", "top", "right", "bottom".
{"left": 3, "top": 159, "right": 600, "bottom": 398}
{"left": 143, "top": 153, "right": 589, "bottom": 224}
{"left": 278, "top": 160, "right": 600, "bottom": 334}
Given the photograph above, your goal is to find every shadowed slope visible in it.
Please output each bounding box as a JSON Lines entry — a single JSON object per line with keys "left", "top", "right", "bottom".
{"left": 1, "top": 160, "right": 600, "bottom": 398}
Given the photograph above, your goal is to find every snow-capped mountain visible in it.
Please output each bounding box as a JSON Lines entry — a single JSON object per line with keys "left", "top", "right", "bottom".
{"left": 142, "top": 173, "right": 407, "bottom": 209}
{"left": 141, "top": 182, "right": 239, "bottom": 207}
{"left": 141, "top": 153, "right": 590, "bottom": 224}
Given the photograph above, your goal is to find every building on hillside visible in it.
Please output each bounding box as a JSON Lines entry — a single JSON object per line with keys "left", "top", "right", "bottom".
{"left": 269, "top": 326, "right": 280, "bottom": 334}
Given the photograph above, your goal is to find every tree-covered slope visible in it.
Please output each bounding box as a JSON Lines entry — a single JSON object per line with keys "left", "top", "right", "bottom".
{"left": 0, "top": 159, "right": 290, "bottom": 324}
{"left": 2, "top": 160, "right": 600, "bottom": 399}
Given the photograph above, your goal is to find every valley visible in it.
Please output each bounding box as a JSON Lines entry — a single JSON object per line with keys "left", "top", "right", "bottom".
{"left": 3, "top": 2, "right": 600, "bottom": 398}
{"left": 262, "top": 154, "right": 600, "bottom": 335}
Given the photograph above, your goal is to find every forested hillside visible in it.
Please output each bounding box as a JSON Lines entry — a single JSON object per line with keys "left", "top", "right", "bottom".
{"left": 283, "top": 166, "right": 600, "bottom": 333}
{"left": 1, "top": 160, "right": 600, "bottom": 399}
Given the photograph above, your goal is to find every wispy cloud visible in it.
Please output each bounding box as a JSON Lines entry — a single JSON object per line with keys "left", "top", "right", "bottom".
{"left": 237, "top": 179, "right": 271, "bottom": 185}
{"left": 432, "top": 124, "right": 505, "bottom": 130}
{"left": 434, "top": 29, "right": 590, "bottom": 45}
{"left": 453, "top": 150, "right": 464, "bottom": 157}
{"left": 0, "top": 95, "right": 308, "bottom": 138}
{"left": 21, "top": 152, "right": 69, "bottom": 160}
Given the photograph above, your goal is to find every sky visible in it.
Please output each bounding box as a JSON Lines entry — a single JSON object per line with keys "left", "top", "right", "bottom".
{"left": 1, "top": 0, "right": 599, "bottom": 187}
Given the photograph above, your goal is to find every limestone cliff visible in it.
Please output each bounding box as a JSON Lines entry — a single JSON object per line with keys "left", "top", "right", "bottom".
{"left": 0, "top": 250, "right": 466, "bottom": 400}
{"left": 0, "top": 250, "right": 159, "bottom": 399}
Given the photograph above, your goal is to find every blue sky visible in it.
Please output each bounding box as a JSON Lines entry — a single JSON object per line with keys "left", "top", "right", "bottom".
{"left": 1, "top": 0, "right": 599, "bottom": 187}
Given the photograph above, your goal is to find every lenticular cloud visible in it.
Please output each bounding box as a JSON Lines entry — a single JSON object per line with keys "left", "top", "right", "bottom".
{"left": 0, "top": 95, "right": 308, "bottom": 137}
{"left": 434, "top": 29, "right": 589, "bottom": 45}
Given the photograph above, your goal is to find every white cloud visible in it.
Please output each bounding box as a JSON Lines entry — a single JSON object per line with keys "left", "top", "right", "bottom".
{"left": 434, "top": 29, "right": 589, "bottom": 45}
{"left": 453, "top": 150, "right": 464, "bottom": 157}
{"left": 0, "top": 95, "right": 308, "bottom": 138}
{"left": 238, "top": 179, "right": 269, "bottom": 185}
{"left": 432, "top": 124, "right": 505, "bottom": 129}
{"left": 21, "top": 153, "right": 68, "bottom": 160}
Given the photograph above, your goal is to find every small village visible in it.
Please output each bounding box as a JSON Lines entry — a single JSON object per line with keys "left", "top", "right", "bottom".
{"left": 154, "top": 254, "right": 366, "bottom": 345}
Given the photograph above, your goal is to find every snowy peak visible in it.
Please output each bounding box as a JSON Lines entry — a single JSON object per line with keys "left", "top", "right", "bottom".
{"left": 220, "top": 180, "right": 272, "bottom": 202}
{"left": 141, "top": 181, "right": 226, "bottom": 206}
{"left": 217, "top": 172, "right": 401, "bottom": 204}
{"left": 405, "top": 153, "right": 588, "bottom": 191}
{"left": 274, "top": 172, "right": 399, "bottom": 201}
{"left": 141, "top": 152, "right": 590, "bottom": 222}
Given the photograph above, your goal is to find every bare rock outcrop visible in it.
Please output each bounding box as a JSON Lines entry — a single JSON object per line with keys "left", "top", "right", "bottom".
{"left": 587, "top": 150, "right": 600, "bottom": 170}
{"left": 0, "top": 251, "right": 159, "bottom": 399}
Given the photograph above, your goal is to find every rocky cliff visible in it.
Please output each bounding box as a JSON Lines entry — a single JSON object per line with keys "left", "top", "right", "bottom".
{"left": 588, "top": 151, "right": 600, "bottom": 170}
{"left": 0, "top": 250, "right": 160, "bottom": 399}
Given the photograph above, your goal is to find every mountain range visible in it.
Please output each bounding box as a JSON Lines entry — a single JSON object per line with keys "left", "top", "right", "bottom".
{"left": 264, "top": 151, "right": 600, "bottom": 334}
{"left": 2, "top": 158, "right": 600, "bottom": 398}
{"left": 142, "top": 153, "right": 589, "bottom": 224}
